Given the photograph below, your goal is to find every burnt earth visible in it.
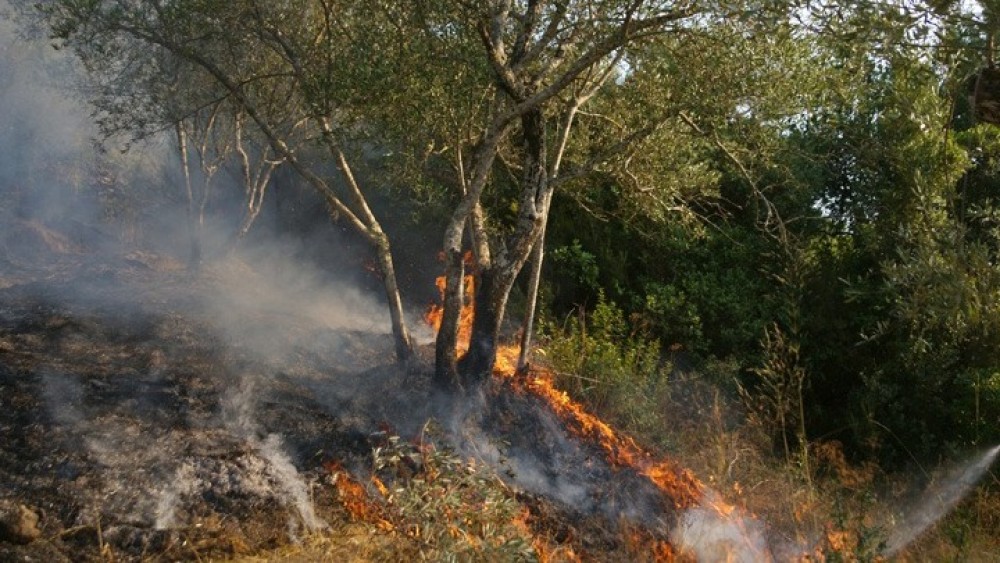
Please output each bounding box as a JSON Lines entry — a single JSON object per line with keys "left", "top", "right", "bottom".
{"left": 0, "top": 257, "right": 397, "bottom": 562}
{"left": 0, "top": 249, "right": 689, "bottom": 561}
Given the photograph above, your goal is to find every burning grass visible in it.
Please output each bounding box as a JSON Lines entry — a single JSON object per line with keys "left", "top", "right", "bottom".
{"left": 501, "top": 368, "right": 704, "bottom": 511}
{"left": 2, "top": 241, "right": 995, "bottom": 562}
{"left": 324, "top": 433, "right": 541, "bottom": 561}
{"left": 426, "top": 269, "right": 708, "bottom": 509}
{"left": 424, "top": 270, "right": 764, "bottom": 560}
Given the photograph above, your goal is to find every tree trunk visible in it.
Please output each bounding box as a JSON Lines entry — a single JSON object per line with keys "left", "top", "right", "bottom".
{"left": 517, "top": 223, "right": 545, "bottom": 372}
{"left": 175, "top": 123, "right": 201, "bottom": 270}
{"left": 461, "top": 267, "right": 504, "bottom": 382}
{"left": 517, "top": 100, "right": 581, "bottom": 372}
{"left": 460, "top": 108, "right": 550, "bottom": 386}
{"left": 152, "top": 43, "right": 414, "bottom": 363}
{"left": 371, "top": 230, "right": 413, "bottom": 364}
{"left": 434, "top": 247, "right": 466, "bottom": 389}
{"left": 317, "top": 124, "right": 414, "bottom": 364}
{"left": 434, "top": 126, "right": 508, "bottom": 389}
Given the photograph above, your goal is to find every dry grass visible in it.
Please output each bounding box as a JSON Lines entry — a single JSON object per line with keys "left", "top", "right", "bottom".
{"left": 643, "top": 369, "right": 1000, "bottom": 562}
{"left": 232, "top": 522, "right": 409, "bottom": 562}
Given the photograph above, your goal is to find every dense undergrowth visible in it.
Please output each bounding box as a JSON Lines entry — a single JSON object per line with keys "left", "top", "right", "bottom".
{"left": 536, "top": 294, "right": 1000, "bottom": 561}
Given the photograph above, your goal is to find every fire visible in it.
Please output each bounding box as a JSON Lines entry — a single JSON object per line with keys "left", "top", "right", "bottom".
{"left": 625, "top": 528, "right": 682, "bottom": 562}
{"left": 500, "top": 363, "right": 704, "bottom": 509}
{"left": 513, "top": 508, "right": 582, "bottom": 563}
{"left": 325, "top": 461, "right": 394, "bottom": 531}
{"left": 424, "top": 252, "right": 476, "bottom": 355}
{"left": 423, "top": 266, "right": 771, "bottom": 561}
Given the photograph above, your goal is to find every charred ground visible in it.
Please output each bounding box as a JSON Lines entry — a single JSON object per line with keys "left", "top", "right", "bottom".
{"left": 0, "top": 235, "right": 692, "bottom": 561}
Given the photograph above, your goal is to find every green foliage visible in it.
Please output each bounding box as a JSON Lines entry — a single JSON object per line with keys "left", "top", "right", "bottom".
{"left": 547, "top": 240, "right": 601, "bottom": 302}
{"left": 35, "top": 0, "right": 1000, "bottom": 471}
{"left": 745, "top": 324, "right": 810, "bottom": 474}
{"left": 372, "top": 432, "right": 536, "bottom": 562}
{"left": 540, "top": 293, "right": 669, "bottom": 442}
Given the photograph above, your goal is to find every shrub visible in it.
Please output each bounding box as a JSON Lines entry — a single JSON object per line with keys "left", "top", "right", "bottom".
{"left": 371, "top": 432, "right": 537, "bottom": 562}
{"left": 540, "top": 292, "right": 669, "bottom": 445}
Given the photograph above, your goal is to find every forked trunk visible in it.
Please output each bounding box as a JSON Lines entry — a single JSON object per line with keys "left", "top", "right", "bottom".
{"left": 459, "top": 108, "right": 550, "bottom": 386}
{"left": 434, "top": 127, "right": 507, "bottom": 389}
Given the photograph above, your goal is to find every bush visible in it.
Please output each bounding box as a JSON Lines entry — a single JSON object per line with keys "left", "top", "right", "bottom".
{"left": 371, "top": 431, "right": 537, "bottom": 562}
{"left": 540, "top": 292, "right": 670, "bottom": 445}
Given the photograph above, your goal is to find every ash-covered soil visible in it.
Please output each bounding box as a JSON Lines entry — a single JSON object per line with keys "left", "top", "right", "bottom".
{"left": 0, "top": 250, "right": 413, "bottom": 561}
{"left": 0, "top": 246, "right": 684, "bottom": 562}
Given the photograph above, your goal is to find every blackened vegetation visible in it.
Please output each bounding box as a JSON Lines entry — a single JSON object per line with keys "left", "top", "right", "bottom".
{"left": 0, "top": 259, "right": 375, "bottom": 561}
{"left": 0, "top": 245, "right": 690, "bottom": 561}
{"left": 478, "top": 379, "right": 680, "bottom": 531}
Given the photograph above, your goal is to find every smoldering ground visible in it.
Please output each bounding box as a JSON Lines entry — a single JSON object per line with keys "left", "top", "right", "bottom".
{"left": 0, "top": 8, "right": 415, "bottom": 558}
{"left": 2, "top": 5, "right": 998, "bottom": 562}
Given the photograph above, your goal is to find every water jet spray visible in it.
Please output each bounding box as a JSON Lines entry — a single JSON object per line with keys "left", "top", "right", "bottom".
{"left": 883, "top": 444, "right": 1000, "bottom": 556}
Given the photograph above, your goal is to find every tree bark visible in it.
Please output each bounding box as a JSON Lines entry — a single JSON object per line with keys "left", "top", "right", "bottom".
{"left": 315, "top": 124, "right": 414, "bottom": 363}
{"left": 461, "top": 108, "right": 550, "bottom": 385}
{"left": 434, "top": 124, "right": 509, "bottom": 388}
{"left": 517, "top": 224, "right": 545, "bottom": 372}
{"left": 370, "top": 230, "right": 413, "bottom": 363}
{"left": 175, "top": 122, "right": 201, "bottom": 270}
{"left": 460, "top": 266, "right": 504, "bottom": 381}
{"left": 434, "top": 247, "right": 466, "bottom": 389}
{"left": 517, "top": 98, "right": 583, "bottom": 371}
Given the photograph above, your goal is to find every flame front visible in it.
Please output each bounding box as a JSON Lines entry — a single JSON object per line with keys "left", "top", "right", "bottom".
{"left": 501, "top": 364, "right": 704, "bottom": 509}
{"left": 423, "top": 269, "right": 772, "bottom": 561}
{"left": 427, "top": 269, "right": 705, "bottom": 509}
{"left": 325, "top": 461, "right": 394, "bottom": 531}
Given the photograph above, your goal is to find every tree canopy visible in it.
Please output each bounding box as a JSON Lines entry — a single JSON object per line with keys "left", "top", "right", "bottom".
{"left": 27, "top": 0, "right": 1000, "bottom": 462}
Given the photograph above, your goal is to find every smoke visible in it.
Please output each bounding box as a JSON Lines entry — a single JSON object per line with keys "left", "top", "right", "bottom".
{"left": 3, "top": 4, "right": 820, "bottom": 559}
{"left": 449, "top": 389, "right": 597, "bottom": 510}
{"left": 33, "top": 370, "right": 335, "bottom": 535}
{"left": 1, "top": 3, "right": 409, "bottom": 544}
{"left": 218, "top": 378, "right": 326, "bottom": 533}
{"left": 0, "top": 7, "right": 172, "bottom": 260}
{"left": 39, "top": 369, "right": 174, "bottom": 526}
{"left": 670, "top": 492, "right": 773, "bottom": 562}
{"left": 199, "top": 241, "right": 391, "bottom": 362}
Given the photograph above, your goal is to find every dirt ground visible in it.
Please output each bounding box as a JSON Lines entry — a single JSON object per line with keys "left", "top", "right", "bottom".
{"left": 0, "top": 252, "right": 397, "bottom": 561}
{"left": 0, "top": 235, "right": 694, "bottom": 562}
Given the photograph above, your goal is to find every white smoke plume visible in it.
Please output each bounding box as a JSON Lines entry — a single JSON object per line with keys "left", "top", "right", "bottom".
{"left": 221, "top": 379, "right": 327, "bottom": 534}
{"left": 883, "top": 444, "right": 1000, "bottom": 556}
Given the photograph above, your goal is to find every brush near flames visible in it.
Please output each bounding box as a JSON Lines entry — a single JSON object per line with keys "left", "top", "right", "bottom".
{"left": 424, "top": 268, "right": 778, "bottom": 562}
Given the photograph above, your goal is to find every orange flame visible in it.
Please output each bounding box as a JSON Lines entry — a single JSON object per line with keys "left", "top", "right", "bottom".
{"left": 424, "top": 252, "right": 476, "bottom": 355}
{"left": 513, "top": 508, "right": 582, "bottom": 563}
{"left": 424, "top": 267, "right": 709, "bottom": 509}
{"left": 325, "top": 461, "right": 394, "bottom": 531}
{"left": 424, "top": 267, "right": 757, "bottom": 561}
{"left": 625, "top": 528, "right": 682, "bottom": 562}
{"left": 500, "top": 364, "right": 704, "bottom": 509}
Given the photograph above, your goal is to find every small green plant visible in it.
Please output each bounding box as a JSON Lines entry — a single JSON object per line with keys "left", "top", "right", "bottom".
{"left": 540, "top": 292, "right": 670, "bottom": 446}
{"left": 371, "top": 429, "right": 537, "bottom": 562}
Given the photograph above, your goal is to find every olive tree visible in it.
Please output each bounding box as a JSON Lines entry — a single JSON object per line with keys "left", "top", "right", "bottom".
{"left": 37, "top": 0, "right": 415, "bottom": 360}
{"left": 358, "top": 1, "right": 784, "bottom": 388}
